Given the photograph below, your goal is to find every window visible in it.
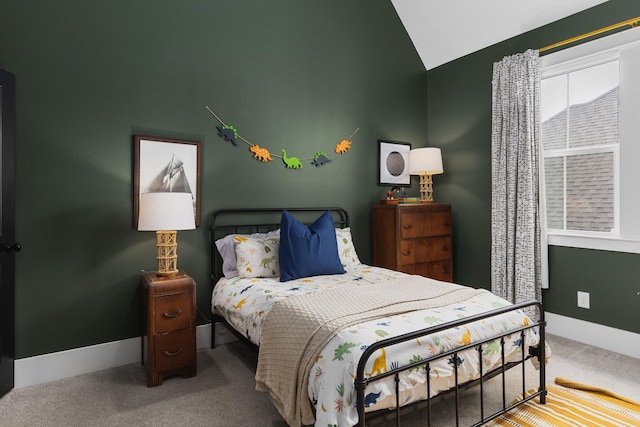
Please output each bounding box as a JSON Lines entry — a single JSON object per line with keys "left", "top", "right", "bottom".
{"left": 540, "top": 28, "right": 640, "bottom": 253}
{"left": 541, "top": 60, "right": 619, "bottom": 234}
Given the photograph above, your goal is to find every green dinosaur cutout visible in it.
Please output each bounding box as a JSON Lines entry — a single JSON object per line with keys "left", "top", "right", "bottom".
{"left": 333, "top": 342, "right": 358, "bottom": 361}
{"left": 424, "top": 315, "right": 445, "bottom": 324}
{"left": 408, "top": 354, "right": 424, "bottom": 373}
{"left": 260, "top": 256, "right": 276, "bottom": 269}
{"left": 281, "top": 149, "right": 302, "bottom": 169}
{"left": 483, "top": 340, "right": 500, "bottom": 354}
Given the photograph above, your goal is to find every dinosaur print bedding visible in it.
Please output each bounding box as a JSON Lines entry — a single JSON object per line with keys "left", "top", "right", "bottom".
{"left": 211, "top": 265, "right": 543, "bottom": 427}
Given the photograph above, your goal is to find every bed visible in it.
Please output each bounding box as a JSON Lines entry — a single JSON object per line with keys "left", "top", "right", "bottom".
{"left": 209, "top": 207, "right": 547, "bottom": 427}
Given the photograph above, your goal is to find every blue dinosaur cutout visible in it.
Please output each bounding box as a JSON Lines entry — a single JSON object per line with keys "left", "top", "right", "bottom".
{"left": 216, "top": 124, "right": 238, "bottom": 146}
{"left": 311, "top": 152, "right": 332, "bottom": 167}
{"left": 448, "top": 354, "right": 465, "bottom": 367}
{"left": 364, "top": 391, "right": 382, "bottom": 408}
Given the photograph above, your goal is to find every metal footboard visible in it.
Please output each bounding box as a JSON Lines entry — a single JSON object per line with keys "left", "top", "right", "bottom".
{"left": 355, "top": 300, "right": 547, "bottom": 427}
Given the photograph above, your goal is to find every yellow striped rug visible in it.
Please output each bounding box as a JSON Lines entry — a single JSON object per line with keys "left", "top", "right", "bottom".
{"left": 487, "top": 377, "right": 640, "bottom": 427}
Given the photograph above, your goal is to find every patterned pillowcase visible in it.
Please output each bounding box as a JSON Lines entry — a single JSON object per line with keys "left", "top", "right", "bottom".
{"left": 215, "top": 229, "right": 280, "bottom": 278}
{"left": 335, "top": 227, "right": 361, "bottom": 267}
{"left": 235, "top": 236, "right": 281, "bottom": 278}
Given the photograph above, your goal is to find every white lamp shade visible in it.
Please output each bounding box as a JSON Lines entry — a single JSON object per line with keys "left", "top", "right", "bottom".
{"left": 138, "top": 192, "right": 196, "bottom": 231}
{"left": 409, "top": 147, "right": 444, "bottom": 175}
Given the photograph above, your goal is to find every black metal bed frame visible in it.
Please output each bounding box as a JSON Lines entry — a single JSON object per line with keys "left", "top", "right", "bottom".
{"left": 208, "top": 207, "right": 547, "bottom": 427}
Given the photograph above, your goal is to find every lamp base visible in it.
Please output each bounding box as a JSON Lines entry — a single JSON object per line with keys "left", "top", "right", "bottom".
{"left": 156, "top": 230, "right": 179, "bottom": 276}
{"left": 419, "top": 174, "right": 434, "bottom": 202}
{"left": 155, "top": 270, "right": 180, "bottom": 277}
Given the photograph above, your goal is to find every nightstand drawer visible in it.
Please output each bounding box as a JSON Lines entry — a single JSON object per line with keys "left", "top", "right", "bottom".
{"left": 142, "top": 270, "right": 196, "bottom": 387}
{"left": 154, "top": 329, "right": 196, "bottom": 372}
{"left": 400, "top": 211, "right": 452, "bottom": 238}
{"left": 153, "top": 292, "right": 192, "bottom": 334}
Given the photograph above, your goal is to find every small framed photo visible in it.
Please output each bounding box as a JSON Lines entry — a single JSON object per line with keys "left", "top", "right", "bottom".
{"left": 378, "top": 139, "right": 411, "bottom": 185}
{"left": 133, "top": 135, "right": 202, "bottom": 228}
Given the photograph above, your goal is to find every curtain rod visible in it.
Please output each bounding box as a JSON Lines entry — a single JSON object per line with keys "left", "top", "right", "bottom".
{"left": 539, "top": 16, "right": 640, "bottom": 53}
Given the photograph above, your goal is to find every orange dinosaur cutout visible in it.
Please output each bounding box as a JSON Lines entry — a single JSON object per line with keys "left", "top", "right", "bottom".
{"left": 250, "top": 144, "right": 273, "bottom": 162}
{"left": 335, "top": 139, "right": 352, "bottom": 154}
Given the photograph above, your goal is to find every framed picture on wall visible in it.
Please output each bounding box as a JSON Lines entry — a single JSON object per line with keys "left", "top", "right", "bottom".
{"left": 133, "top": 135, "right": 202, "bottom": 228}
{"left": 378, "top": 139, "right": 411, "bottom": 185}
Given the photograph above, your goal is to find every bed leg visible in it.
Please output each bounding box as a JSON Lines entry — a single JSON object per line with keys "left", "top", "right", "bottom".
{"left": 539, "top": 312, "right": 547, "bottom": 404}
{"left": 211, "top": 319, "right": 217, "bottom": 349}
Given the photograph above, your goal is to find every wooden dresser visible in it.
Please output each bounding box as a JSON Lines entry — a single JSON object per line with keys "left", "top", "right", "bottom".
{"left": 141, "top": 270, "right": 196, "bottom": 387}
{"left": 372, "top": 203, "right": 453, "bottom": 282}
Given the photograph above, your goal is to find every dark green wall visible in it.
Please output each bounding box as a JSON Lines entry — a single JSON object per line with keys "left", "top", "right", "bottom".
{"left": 428, "top": 0, "right": 640, "bottom": 334}
{"left": 0, "top": 1, "right": 428, "bottom": 358}
{"left": 5, "top": 0, "right": 638, "bottom": 360}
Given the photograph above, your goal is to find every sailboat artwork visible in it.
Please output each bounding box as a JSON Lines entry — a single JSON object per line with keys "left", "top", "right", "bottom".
{"left": 146, "top": 153, "right": 193, "bottom": 194}
{"left": 134, "top": 135, "right": 202, "bottom": 228}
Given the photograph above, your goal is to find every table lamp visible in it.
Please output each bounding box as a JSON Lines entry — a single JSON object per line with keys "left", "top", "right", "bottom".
{"left": 409, "top": 147, "right": 444, "bottom": 202}
{"left": 138, "top": 192, "right": 196, "bottom": 276}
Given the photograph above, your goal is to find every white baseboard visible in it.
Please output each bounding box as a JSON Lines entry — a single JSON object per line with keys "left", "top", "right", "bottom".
{"left": 545, "top": 312, "right": 640, "bottom": 359}
{"left": 15, "top": 314, "right": 638, "bottom": 389}
{"left": 15, "top": 323, "right": 237, "bottom": 389}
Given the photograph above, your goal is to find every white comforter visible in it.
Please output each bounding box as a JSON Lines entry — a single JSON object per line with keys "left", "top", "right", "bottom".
{"left": 211, "top": 265, "right": 542, "bottom": 427}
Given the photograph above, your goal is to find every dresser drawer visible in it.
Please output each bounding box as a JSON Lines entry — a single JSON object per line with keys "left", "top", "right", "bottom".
{"left": 416, "top": 260, "right": 452, "bottom": 282}
{"left": 400, "top": 211, "right": 452, "bottom": 239}
{"left": 154, "top": 329, "right": 196, "bottom": 372}
{"left": 400, "top": 236, "right": 452, "bottom": 264}
{"left": 153, "top": 292, "right": 192, "bottom": 334}
{"left": 372, "top": 203, "right": 453, "bottom": 282}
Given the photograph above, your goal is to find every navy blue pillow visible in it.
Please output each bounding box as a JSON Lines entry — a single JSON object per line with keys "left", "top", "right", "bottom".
{"left": 279, "top": 210, "right": 346, "bottom": 282}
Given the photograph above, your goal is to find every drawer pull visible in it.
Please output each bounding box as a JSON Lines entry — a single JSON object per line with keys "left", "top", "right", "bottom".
{"left": 442, "top": 245, "right": 449, "bottom": 252}
{"left": 164, "top": 348, "right": 183, "bottom": 357}
{"left": 402, "top": 224, "right": 412, "bottom": 230}
{"left": 402, "top": 250, "right": 411, "bottom": 256}
{"left": 162, "top": 310, "right": 183, "bottom": 319}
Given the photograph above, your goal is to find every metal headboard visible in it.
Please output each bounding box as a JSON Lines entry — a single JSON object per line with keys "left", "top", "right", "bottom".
{"left": 208, "top": 207, "right": 350, "bottom": 285}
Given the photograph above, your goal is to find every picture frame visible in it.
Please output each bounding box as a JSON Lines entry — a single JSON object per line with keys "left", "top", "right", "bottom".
{"left": 133, "top": 135, "right": 202, "bottom": 228}
{"left": 378, "top": 139, "right": 411, "bottom": 186}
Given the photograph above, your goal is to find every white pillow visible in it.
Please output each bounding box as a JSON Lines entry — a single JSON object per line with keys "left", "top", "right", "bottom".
{"left": 215, "top": 229, "right": 280, "bottom": 278}
{"left": 335, "top": 227, "right": 361, "bottom": 267}
{"left": 236, "top": 236, "right": 280, "bottom": 278}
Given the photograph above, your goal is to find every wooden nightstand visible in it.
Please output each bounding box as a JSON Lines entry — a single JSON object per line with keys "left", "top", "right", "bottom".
{"left": 141, "top": 270, "right": 196, "bottom": 387}
{"left": 372, "top": 203, "right": 453, "bottom": 282}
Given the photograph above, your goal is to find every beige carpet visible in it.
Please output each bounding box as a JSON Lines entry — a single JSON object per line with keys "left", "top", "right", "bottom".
{"left": 488, "top": 377, "right": 640, "bottom": 427}
{"left": 0, "top": 335, "right": 639, "bottom": 426}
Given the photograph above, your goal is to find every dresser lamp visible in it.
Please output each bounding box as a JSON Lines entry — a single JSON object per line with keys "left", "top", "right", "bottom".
{"left": 409, "top": 147, "right": 444, "bottom": 202}
{"left": 137, "top": 192, "right": 195, "bottom": 276}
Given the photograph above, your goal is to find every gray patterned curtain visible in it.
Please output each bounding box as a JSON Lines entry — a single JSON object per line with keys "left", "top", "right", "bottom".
{"left": 491, "top": 49, "right": 543, "bottom": 305}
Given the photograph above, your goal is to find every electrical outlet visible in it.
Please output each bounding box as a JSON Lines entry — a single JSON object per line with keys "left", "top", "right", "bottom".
{"left": 577, "top": 291, "right": 590, "bottom": 309}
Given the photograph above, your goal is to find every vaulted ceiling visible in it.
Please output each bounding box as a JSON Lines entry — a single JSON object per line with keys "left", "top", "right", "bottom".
{"left": 391, "top": 0, "right": 610, "bottom": 70}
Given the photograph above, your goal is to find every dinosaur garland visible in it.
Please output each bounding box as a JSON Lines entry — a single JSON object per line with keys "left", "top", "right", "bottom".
{"left": 205, "top": 106, "right": 358, "bottom": 169}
